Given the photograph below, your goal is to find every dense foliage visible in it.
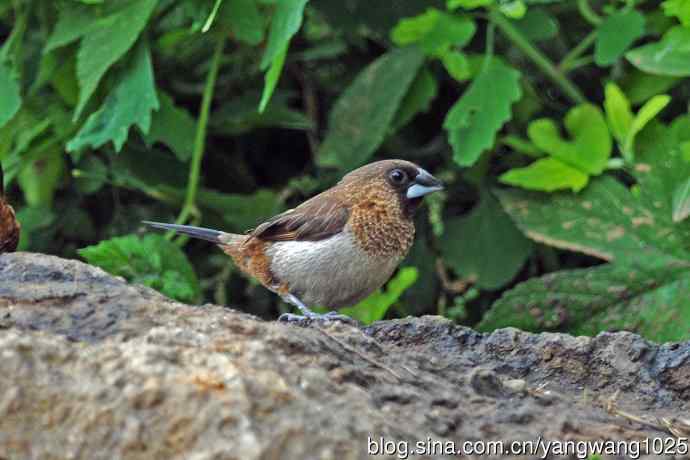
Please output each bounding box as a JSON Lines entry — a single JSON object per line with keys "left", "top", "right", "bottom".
{"left": 2, "top": 0, "right": 690, "bottom": 341}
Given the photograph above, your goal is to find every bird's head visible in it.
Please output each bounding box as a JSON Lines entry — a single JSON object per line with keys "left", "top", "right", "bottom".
{"left": 338, "top": 159, "right": 444, "bottom": 217}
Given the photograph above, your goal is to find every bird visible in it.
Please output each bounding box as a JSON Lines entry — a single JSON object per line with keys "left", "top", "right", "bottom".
{"left": 145, "top": 159, "right": 443, "bottom": 322}
{"left": 0, "top": 166, "right": 20, "bottom": 254}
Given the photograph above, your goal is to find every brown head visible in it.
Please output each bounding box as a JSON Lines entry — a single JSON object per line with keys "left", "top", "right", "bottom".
{"left": 336, "top": 159, "right": 444, "bottom": 218}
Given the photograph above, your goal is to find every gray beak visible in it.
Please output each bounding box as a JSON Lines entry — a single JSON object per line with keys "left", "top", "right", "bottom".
{"left": 406, "top": 168, "right": 444, "bottom": 199}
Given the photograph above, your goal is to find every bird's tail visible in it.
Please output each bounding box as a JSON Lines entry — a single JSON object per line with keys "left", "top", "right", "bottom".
{"left": 143, "top": 221, "right": 242, "bottom": 245}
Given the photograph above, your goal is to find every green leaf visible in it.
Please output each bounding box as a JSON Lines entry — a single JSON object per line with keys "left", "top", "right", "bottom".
{"left": 391, "top": 67, "right": 438, "bottom": 130}
{"left": 212, "top": 91, "right": 313, "bottom": 135}
{"left": 338, "top": 267, "right": 418, "bottom": 324}
{"left": 441, "top": 50, "right": 471, "bottom": 81}
{"left": 15, "top": 205, "right": 56, "bottom": 251}
{"left": 662, "top": 0, "right": 690, "bottom": 26}
{"left": 0, "top": 60, "right": 21, "bottom": 128}
{"left": 318, "top": 47, "right": 425, "bottom": 170}
{"left": 260, "top": 0, "right": 308, "bottom": 69}
{"left": 74, "top": 0, "right": 158, "bottom": 118}
{"left": 79, "top": 234, "right": 201, "bottom": 303}
{"left": 441, "top": 192, "right": 532, "bottom": 289}
{"left": 44, "top": 3, "right": 94, "bottom": 53}
{"left": 634, "top": 117, "right": 690, "bottom": 223}
{"left": 620, "top": 71, "right": 681, "bottom": 105}
{"left": 603, "top": 82, "right": 633, "bottom": 144}
{"left": 68, "top": 41, "right": 160, "bottom": 153}
{"left": 672, "top": 178, "right": 690, "bottom": 223}
{"left": 74, "top": 155, "right": 108, "bottom": 195}
{"left": 145, "top": 91, "right": 195, "bottom": 161}
{"left": 17, "top": 150, "right": 65, "bottom": 207}
{"left": 629, "top": 95, "right": 671, "bottom": 144}
{"left": 511, "top": 7, "right": 557, "bottom": 42}
{"left": 527, "top": 104, "right": 611, "bottom": 175}
{"left": 447, "top": 0, "right": 492, "bottom": 10}
{"left": 626, "top": 26, "right": 690, "bottom": 77}
{"left": 622, "top": 94, "right": 671, "bottom": 159}
{"left": 594, "top": 9, "right": 645, "bottom": 66}
{"left": 499, "top": 1, "right": 526, "bottom": 19}
{"left": 196, "top": 188, "right": 282, "bottom": 232}
{"left": 259, "top": 44, "right": 287, "bottom": 113}
{"left": 497, "top": 173, "right": 690, "bottom": 263}
{"left": 220, "top": 0, "right": 264, "bottom": 45}
{"left": 443, "top": 60, "right": 522, "bottom": 167}
{"left": 391, "top": 9, "right": 476, "bottom": 55}
{"left": 478, "top": 256, "right": 690, "bottom": 342}
{"left": 499, "top": 157, "right": 589, "bottom": 192}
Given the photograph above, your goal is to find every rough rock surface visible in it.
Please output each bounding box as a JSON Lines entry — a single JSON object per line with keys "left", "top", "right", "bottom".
{"left": 1, "top": 252, "right": 689, "bottom": 460}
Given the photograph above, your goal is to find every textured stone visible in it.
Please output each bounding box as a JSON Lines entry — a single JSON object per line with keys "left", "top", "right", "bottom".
{"left": 1, "top": 252, "right": 689, "bottom": 459}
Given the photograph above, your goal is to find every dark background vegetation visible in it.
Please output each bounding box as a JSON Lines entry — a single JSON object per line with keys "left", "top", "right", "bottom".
{"left": 2, "top": 0, "right": 690, "bottom": 341}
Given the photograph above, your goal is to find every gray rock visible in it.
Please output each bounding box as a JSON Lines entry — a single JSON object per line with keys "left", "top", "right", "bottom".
{"left": 1, "top": 252, "right": 689, "bottom": 460}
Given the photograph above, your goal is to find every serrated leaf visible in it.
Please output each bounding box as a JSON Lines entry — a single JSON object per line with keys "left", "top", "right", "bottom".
{"left": 594, "top": 9, "right": 645, "bottom": 66}
{"left": 500, "top": 157, "right": 588, "bottom": 192}
{"left": 0, "top": 60, "right": 21, "bottom": 128}
{"left": 626, "top": 26, "right": 690, "bottom": 77}
{"left": 79, "top": 233, "right": 201, "bottom": 303}
{"left": 74, "top": 0, "right": 157, "bottom": 119}
{"left": 444, "top": 60, "right": 521, "bottom": 167}
{"left": 44, "top": 3, "right": 94, "bottom": 53}
{"left": 338, "top": 267, "right": 418, "bottom": 324}
{"left": 145, "top": 91, "right": 195, "bottom": 161}
{"left": 318, "top": 47, "right": 425, "bottom": 170}
{"left": 527, "top": 104, "right": 611, "bottom": 175}
{"left": 260, "top": 0, "right": 308, "bottom": 70}
{"left": 392, "top": 67, "right": 438, "bottom": 130}
{"left": 672, "top": 178, "right": 690, "bottom": 223}
{"left": 604, "top": 82, "right": 633, "bottom": 144}
{"left": 479, "top": 256, "right": 690, "bottom": 342}
{"left": 662, "top": 0, "right": 690, "bottom": 26}
{"left": 441, "top": 192, "right": 532, "bottom": 289}
{"left": 219, "top": 0, "right": 264, "bottom": 45}
{"left": 391, "top": 9, "right": 476, "bottom": 55}
{"left": 68, "top": 41, "right": 159, "bottom": 153}
{"left": 497, "top": 173, "right": 690, "bottom": 263}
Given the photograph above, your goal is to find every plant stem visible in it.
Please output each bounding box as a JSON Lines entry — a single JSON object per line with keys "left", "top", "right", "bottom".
{"left": 561, "top": 55, "right": 594, "bottom": 73}
{"left": 174, "top": 34, "right": 225, "bottom": 230}
{"left": 558, "top": 30, "right": 596, "bottom": 72}
{"left": 489, "top": 9, "right": 587, "bottom": 104}
{"left": 577, "top": 0, "right": 602, "bottom": 26}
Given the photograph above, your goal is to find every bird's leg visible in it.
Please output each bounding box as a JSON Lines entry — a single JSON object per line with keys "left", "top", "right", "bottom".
{"left": 278, "top": 293, "right": 357, "bottom": 325}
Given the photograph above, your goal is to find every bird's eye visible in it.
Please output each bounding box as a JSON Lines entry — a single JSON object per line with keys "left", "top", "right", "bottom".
{"left": 388, "top": 169, "right": 407, "bottom": 186}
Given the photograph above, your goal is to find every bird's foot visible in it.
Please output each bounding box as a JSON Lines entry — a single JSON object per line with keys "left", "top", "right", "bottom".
{"left": 278, "top": 311, "right": 359, "bottom": 326}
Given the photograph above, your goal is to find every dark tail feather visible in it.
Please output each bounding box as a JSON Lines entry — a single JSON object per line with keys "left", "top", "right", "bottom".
{"left": 143, "top": 221, "right": 224, "bottom": 244}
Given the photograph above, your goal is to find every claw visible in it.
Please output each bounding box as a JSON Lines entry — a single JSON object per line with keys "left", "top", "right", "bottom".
{"left": 278, "top": 311, "right": 359, "bottom": 326}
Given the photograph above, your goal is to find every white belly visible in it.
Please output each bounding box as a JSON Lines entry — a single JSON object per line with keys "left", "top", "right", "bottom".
{"left": 265, "top": 229, "right": 402, "bottom": 308}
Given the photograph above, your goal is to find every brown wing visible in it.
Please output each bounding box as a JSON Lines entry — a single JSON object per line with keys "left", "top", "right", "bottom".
{"left": 250, "top": 193, "right": 350, "bottom": 242}
{"left": 0, "top": 167, "right": 20, "bottom": 253}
